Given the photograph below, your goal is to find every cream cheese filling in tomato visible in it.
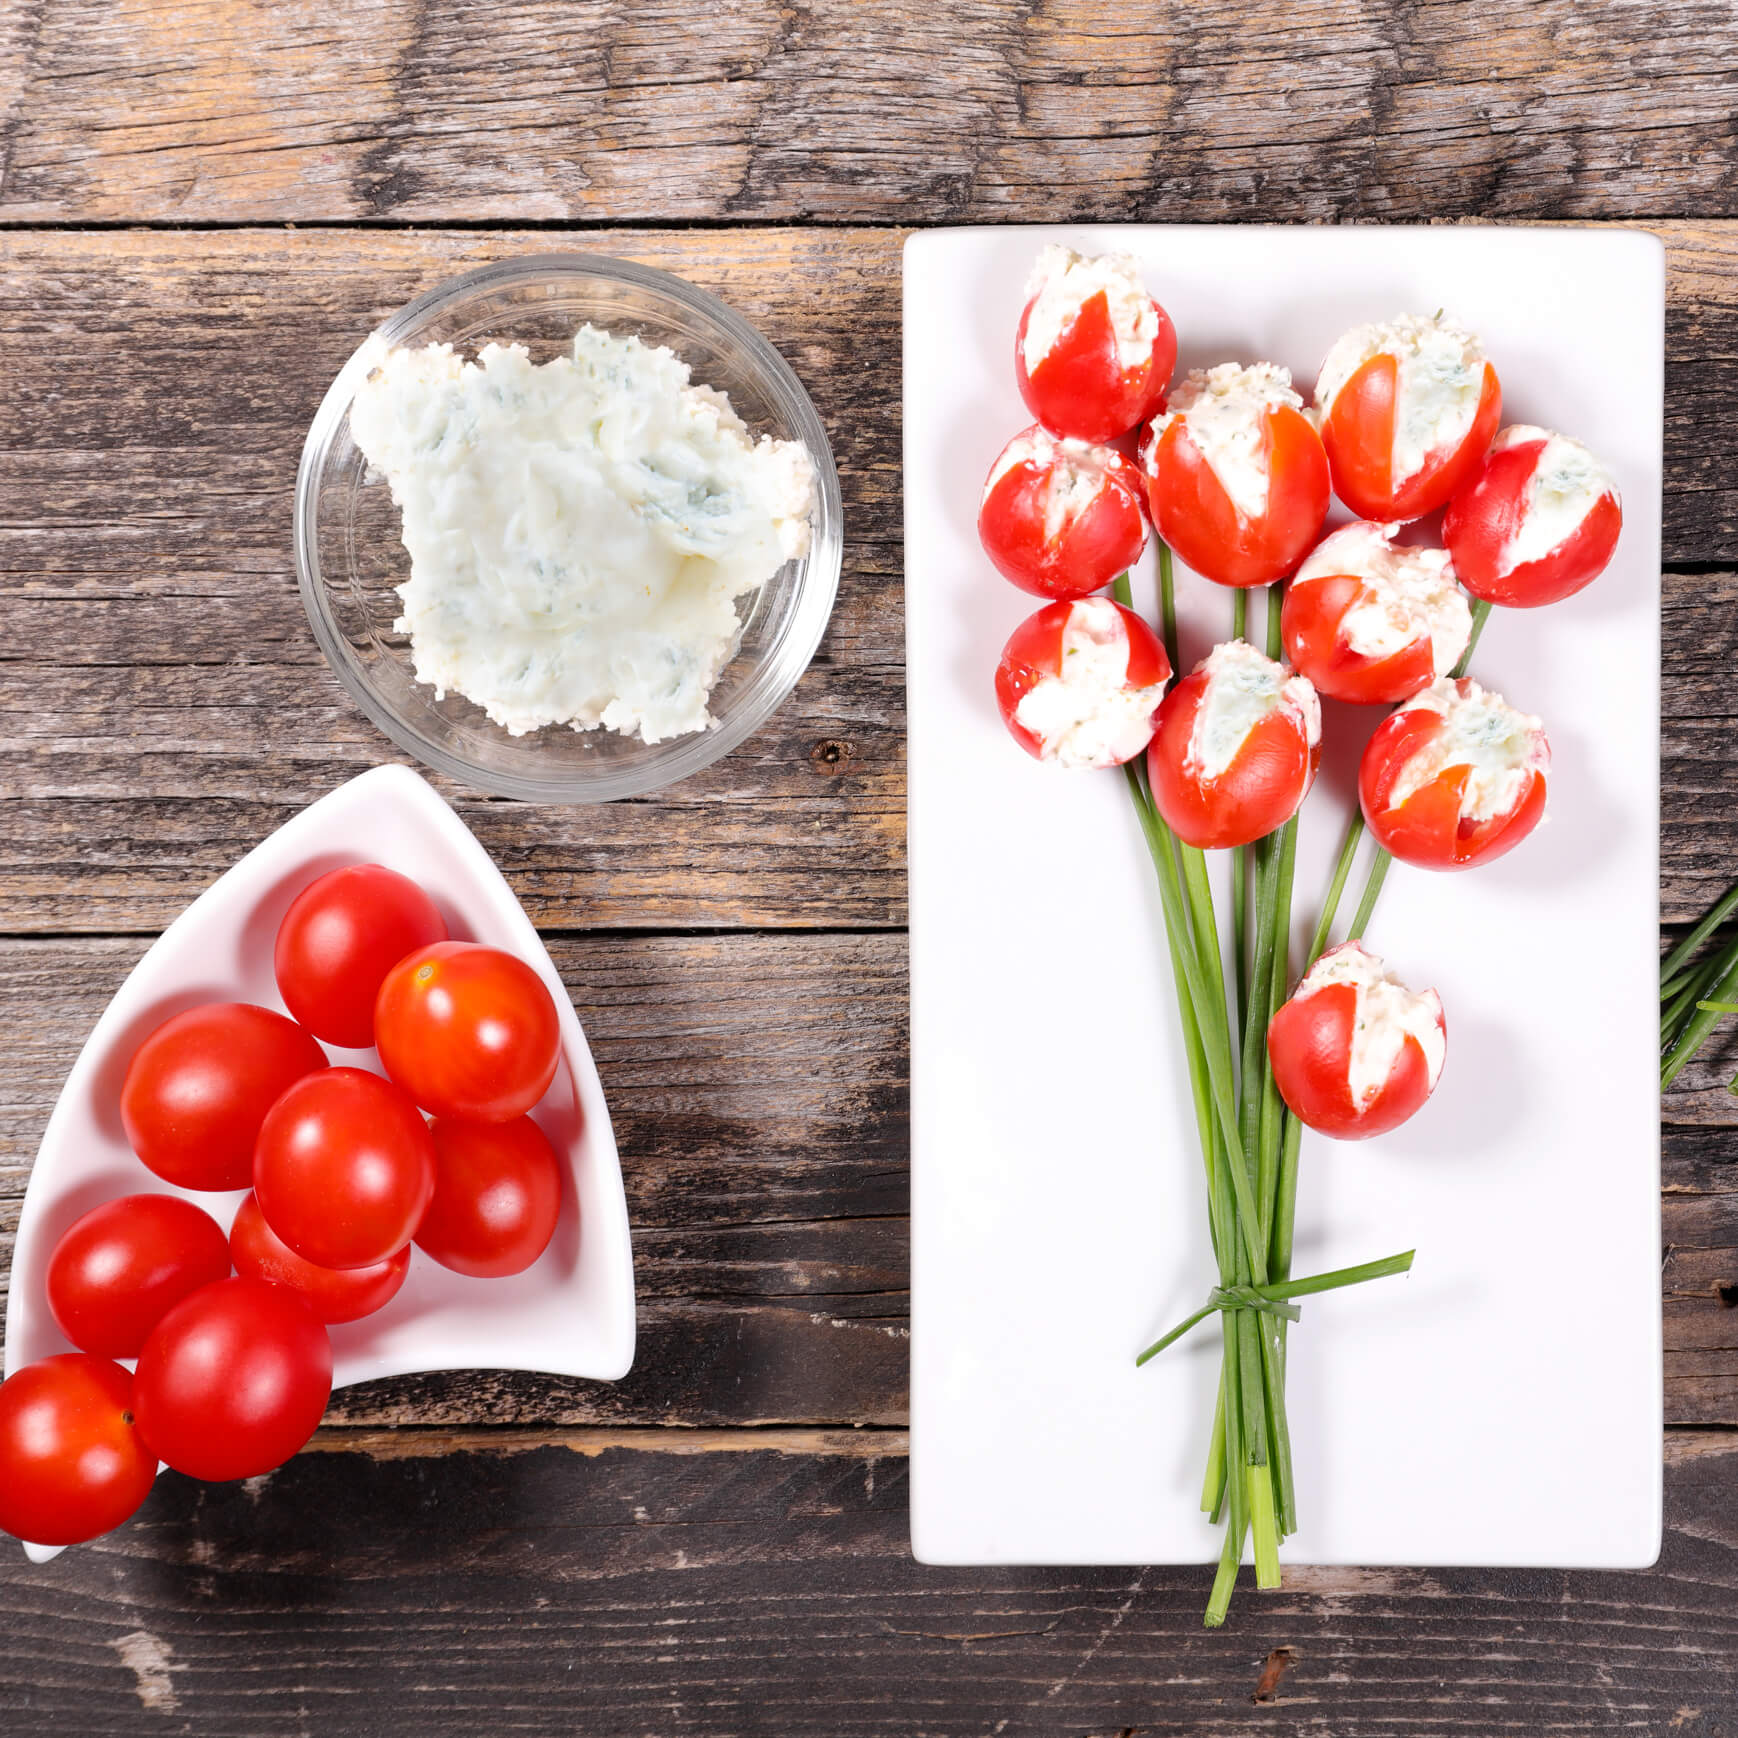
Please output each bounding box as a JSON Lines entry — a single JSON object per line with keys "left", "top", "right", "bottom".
{"left": 1299, "top": 941, "right": 1445, "bottom": 1107}
{"left": 1386, "top": 677, "right": 1548, "bottom": 821}
{"left": 1495, "top": 425, "right": 1621, "bottom": 570}
{"left": 1185, "top": 640, "right": 1320, "bottom": 780}
{"left": 1021, "top": 245, "right": 1159, "bottom": 376}
{"left": 1148, "top": 361, "right": 1302, "bottom": 523}
{"left": 1298, "top": 522, "right": 1471, "bottom": 670}
{"left": 984, "top": 428, "right": 1127, "bottom": 543}
{"left": 1013, "top": 600, "right": 1167, "bottom": 769}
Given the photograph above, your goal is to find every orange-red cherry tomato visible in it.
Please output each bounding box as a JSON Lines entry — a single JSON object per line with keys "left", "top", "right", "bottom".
{"left": 229, "top": 1192, "right": 410, "bottom": 1325}
{"left": 416, "top": 1117, "right": 564, "bottom": 1279}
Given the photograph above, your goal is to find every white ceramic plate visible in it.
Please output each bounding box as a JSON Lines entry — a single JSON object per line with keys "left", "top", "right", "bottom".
{"left": 905, "top": 226, "right": 1663, "bottom": 1568}
{"left": 3, "top": 764, "right": 635, "bottom": 1559}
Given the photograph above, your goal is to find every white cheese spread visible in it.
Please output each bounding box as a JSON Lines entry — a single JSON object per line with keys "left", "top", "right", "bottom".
{"left": 1185, "top": 640, "right": 1321, "bottom": 781}
{"left": 348, "top": 326, "right": 816, "bottom": 743}
{"left": 1296, "top": 521, "right": 1470, "bottom": 673}
{"left": 984, "top": 426, "right": 1130, "bottom": 543}
{"left": 1315, "top": 313, "right": 1487, "bottom": 488}
{"left": 1021, "top": 245, "right": 1158, "bottom": 376}
{"left": 1296, "top": 941, "right": 1445, "bottom": 1107}
{"left": 1491, "top": 425, "right": 1620, "bottom": 570}
{"left": 1013, "top": 598, "right": 1168, "bottom": 769}
{"left": 1145, "top": 362, "right": 1301, "bottom": 523}
{"left": 1386, "top": 677, "right": 1549, "bottom": 822}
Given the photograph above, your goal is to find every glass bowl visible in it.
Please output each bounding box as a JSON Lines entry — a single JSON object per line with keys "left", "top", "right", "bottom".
{"left": 294, "top": 253, "right": 843, "bottom": 803}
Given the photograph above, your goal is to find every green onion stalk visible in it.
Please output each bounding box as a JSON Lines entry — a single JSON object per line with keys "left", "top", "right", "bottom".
{"left": 1113, "top": 551, "right": 1414, "bottom": 1626}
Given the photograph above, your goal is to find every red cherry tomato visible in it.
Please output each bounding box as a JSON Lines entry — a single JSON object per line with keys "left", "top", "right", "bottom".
{"left": 1267, "top": 942, "right": 1446, "bottom": 1140}
{"left": 274, "top": 863, "right": 449, "bottom": 1049}
{"left": 1137, "top": 364, "right": 1330, "bottom": 589}
{"left": 253, "top": 1067, "right": 435, "bottom": 1270}
{"left": 1359, "top": 677, "right": 1550, "bottom": 871}
{"left": 132, "top": 1277, "right": 331, "bottom": 1482}
{"left": 0, "top": 1354, "right": 157, "bottom": 1545}
{"left": 994, "top": 597, "right": 1172, "bottom": 770}
{"left": 977, "top": 425, "right": 1148, "bottom": 601}
{"left": 121, "top": 1003, "right": 326, "bottom": 1191}
{"left": 374, "top": 943, "right": 562, "bottom": 1122}
{"left": 229, "top": 1192, "right": 409, "bottom": 1325}
{"left": 1316, "top": 315, "right": 1502, "bottom": 522}
{"left": 416, "top": 1117, "right": 564, "bottom": 1279}
{"left": 1014, "top": 246, "right": 1175, "bottom": 442}
{"left": 1280, "top": 522, "right": 1471, "bottom": 706}
{"left": 46, "top": 1194, "right": 231, "bottom": 1359}
{"left": 1443, "top": 425, "right": 1623, "bottom": 609}
{"left": 1146, "top": 642, "right": 1321, "bottom": 849}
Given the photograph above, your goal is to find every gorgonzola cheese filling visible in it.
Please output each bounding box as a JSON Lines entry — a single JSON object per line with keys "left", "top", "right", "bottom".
{"left": 1297, "top": 941, "right": 1445, "bottom": 1107}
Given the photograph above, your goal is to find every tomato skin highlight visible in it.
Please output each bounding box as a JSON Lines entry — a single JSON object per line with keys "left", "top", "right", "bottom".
{"left": 274, "top": 863, "right": 449, "bottom": 1049}
{"left": 977, "top": 427, "right": 1148, "bottom": 601}
{"left": 229, "top": 1192, "right": 410, "bottom": 1325}
{"left": 1141, "top": 402, "right": 1330, "bottom": 589}
{"left": 1443, "top": 430, "right": 1623, "bottom": 608}
{"left": 254, "top": 1067, "right": 435, "bottom": 1270}
{"left": 121, "top": 1003, "right": 327, "bottom": 1192}
{"left": 0, "top": 1354, "right": 157, "bottom": 1545}
{"left": 1015, "top": 289, "right": 1176, "bottom": 443}
{"left": 374, "top": 942, "right": 562, "bottom": 1122}
{"left": 417, "top": 1117, "right": 564, "bottom": 1279}
{"left": 132, "top": 1277, "right": 332, "bottom": 1483}
{"left": 47, "top": 1194, "right": 232, "bottom": 1359}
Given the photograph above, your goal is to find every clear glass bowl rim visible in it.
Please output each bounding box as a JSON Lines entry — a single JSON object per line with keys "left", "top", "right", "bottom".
{"left": 293, "top": 251, "right": 844, "bottom": 803}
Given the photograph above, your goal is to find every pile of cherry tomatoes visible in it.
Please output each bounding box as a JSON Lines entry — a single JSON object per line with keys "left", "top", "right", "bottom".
{"left": 0, "top": 863, "right": 568, "bottom": 1548}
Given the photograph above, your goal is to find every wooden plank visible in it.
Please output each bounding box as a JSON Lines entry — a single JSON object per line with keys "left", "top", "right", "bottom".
{"left": 0, "top": 1426, "right": 1733, "bottom": 1737}
{"left": 0, "top": 225, "right": 1735, "bottom": 932}
{"left": 5, "top": 935, "right": 1735, "bottom": 1428}
{"left": 3, "top": 0, "right": 1738, "bottom": 228}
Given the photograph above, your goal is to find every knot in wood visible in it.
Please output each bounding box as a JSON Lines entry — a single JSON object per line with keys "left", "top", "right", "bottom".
{"left": 809, "top": 738, "right": 855, "bottom": 776}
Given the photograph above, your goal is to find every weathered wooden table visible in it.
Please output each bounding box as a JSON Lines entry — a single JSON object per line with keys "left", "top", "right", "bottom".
{"left": 2, "top": 4, "right": 1736, "bottom": 1732}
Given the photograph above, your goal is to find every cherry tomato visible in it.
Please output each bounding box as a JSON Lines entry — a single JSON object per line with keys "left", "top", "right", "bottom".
{"left": 229, "top": 1192, "right": 410, "bottom": 1324}
{"left": 994, "top": 597, "right": 1172, "bottom": 770}
{"left": 1359, "top": 676, "right": 1550, "bottom": 871}
{"left": 254, "top": 1067, "right": 435, "bottom": 1270}
{"left": 46, "top": 1194, "right": 231, "bottom": 1359}
{"left": 1137, "top": 362, "right": 1330, "bottom": 588}
{"left": 1315, "top": 313, "right": 1502, "bottom": 522}
{"left": 274, "top": 863, "right": 449, "bottom": 1049}
{"left": 374, "top": 943, "right": 562, "bottom": 1122}
{"left": 1443, "top": 425, "right": 1623, "bottom": 609}
{"left": 417, "top": 1117, "right": 564, "bottom": 1279}
{"left": 1015, "top": 244, "right": 1175, "bottom": 442}
{"left": 1268, "top": 942, "right": 1446, "bottom": 1140}
{"left": 0, "top": 1354, "right": 157, "bottom": 1545}
{"left": 1146, "top": 642, "right": 1321, "bottom": 849}
{"left": 977, "top": 425, "right": 1148, "bottom": 601}
{"left": 1281, "top": 522, "right": 1471, "bottom": 706}
{"left": 121, "top": 1002, "right": 326, "bottom": 1191}
{"left": 132, "top": 1277, "right": 331, "bottom": 1482}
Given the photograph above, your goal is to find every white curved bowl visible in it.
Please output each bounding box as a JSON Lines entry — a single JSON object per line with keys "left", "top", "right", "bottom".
{"left": 3, "top": 764, "right": 635, "bottom": 1560}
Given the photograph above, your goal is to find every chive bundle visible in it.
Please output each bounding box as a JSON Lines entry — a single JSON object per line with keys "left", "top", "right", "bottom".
{"left": 1661, "top": 876, "right": 1738, "bottom": 1090}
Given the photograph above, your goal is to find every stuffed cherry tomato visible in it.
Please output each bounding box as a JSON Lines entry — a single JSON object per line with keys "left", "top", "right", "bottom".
{"left": 1015, "top": 245, "right": 1176, "bottom": 442}
{"left": 1442, "top": 425, "right": 1622, "bottom": 609}
{"left": 978, "top": 425, "right": 1148, "bottom": 600}
{"left": 1267, "top": 941, "right": 1445, "bottom": 1140}
{"left": 1315, "top": 313, "right": 1501, "bottom": 523}
{"left": 1359, "top": 676, "right": 1550, "bottom": 870}
{"left": 1146, "top": 641, "right": 1321, "bottom": 849}
{"left": 1281, "top": 521, "right": 1471, "bottom": 705}
{"left": 994, "top": 597, "right": 1171, "bottom": 770}
{"left": 1137, "top": 362, "right": 1330, "bottom": 588}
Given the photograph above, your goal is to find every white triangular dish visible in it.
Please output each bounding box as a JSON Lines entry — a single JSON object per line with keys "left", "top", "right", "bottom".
{"left": 3, "top": 764, "right": 636, "bottom": 1561}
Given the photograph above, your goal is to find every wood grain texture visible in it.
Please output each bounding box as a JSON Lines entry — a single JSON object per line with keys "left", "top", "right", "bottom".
{"left": 0, "top": 223, "right": 1736, "bottom": 933}
{"left": 5, "top": 934, "right": 1735, "bottom": 1428}
{"left": 0, "top": 1427, "right": 1735, "bottom": 1738}
{"left": 3, "top": 1, "right": 1738, "bottom": 228}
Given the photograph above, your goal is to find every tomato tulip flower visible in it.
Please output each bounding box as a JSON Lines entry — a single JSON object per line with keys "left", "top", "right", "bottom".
{"left": 1315, "top": 313, "right": 1501, "bottom": 522}
{"left": 1281, "top": 521, "right": 1472, "bottom": 705}
{"left": 978, "top": 424, "right": 1148, "bottom": 601}
{"left": 1015, "top": 246, "right": 1176, "bottom": 442}
{"left": 1137, "top": 362, "right": 1330, "bottom": 588}
{"left": 1359, "top": 676, "right": 1550, "bottom": 870}
{"left": 1147, "top": 641, "right": 1321, "bottom": 849}
{"left": 995, "top": 597, "right": 1172, "bottom": 770}
{"left": 1443, "top": 425, "right": 1622, "bottom": 609}
{"left": 1268, "top": 941, "right": 1446, "bottom": 1140}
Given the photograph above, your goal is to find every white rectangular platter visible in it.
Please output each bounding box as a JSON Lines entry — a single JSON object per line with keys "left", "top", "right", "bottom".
{"left": 905, "top": 225, "right": 1664, "bottom": 1568}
